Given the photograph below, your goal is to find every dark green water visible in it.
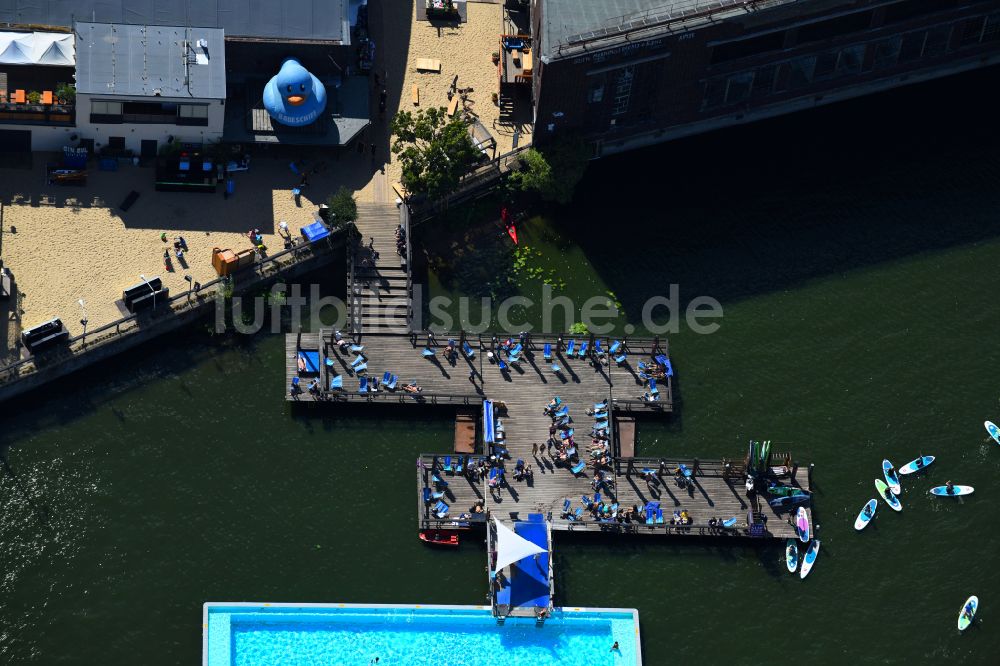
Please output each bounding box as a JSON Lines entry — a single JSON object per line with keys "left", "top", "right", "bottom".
{"left": 3, "top": 68, "right": 1000, "bottom": 665}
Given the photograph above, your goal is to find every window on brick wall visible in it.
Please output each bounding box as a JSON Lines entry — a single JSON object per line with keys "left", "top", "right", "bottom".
{"left": 836, "top": 44, "right": 865, "bottom": 75}
{"left": 787, "top": 55, "right": 816, "bottom": 89}
{"left": 725, "top": 71, "right": 754, "bottom": 104}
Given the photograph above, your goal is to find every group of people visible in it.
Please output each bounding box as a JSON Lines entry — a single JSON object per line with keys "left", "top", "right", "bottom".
{"left": 395, "top": 224, "right": 407, "bottom": 258}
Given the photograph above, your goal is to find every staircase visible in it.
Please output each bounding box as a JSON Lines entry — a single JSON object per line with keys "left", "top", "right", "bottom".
{"left": 348, "top": 202, "right": 412, "bottom": 335}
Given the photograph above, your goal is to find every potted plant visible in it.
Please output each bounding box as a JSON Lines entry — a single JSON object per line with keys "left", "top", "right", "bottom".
{"left": 55, "top": 83, "right": 76, "bottom": 105}
{"left": 27, "top": 90, "right": 41, "bottom": 104}
{"left": 492, "top": 52, "right": 500, "bottom": 66}
{"left": 492, "top": 92, "right": 499, "bottom": 105}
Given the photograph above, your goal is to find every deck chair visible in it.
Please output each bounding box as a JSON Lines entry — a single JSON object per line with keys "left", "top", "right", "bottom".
{"left": 614, "top": 353, "right": 627, "bottom": 365}
{"left": 593, "top": 400, "right": 608, "bottom": 410}
{"left": 594, "top": 340, "right": 605, "bottom": 356}
{"left": 462, "top": 341, "right": 475, "bottom": 358}
{"left": 646, "top": 505, "right": 655, "bottom": 522}
{"left": 354, "top": 362, "right": 368, "bottom": 375}
{"left": 543, "top": 343, "right": 552, "bottom": 361}
{"left": 351, "top": 355, "right": 365, "bottom": 368}
{"left": 660, "top": 357, "right": 674, "bottom": 377}
{"left": 358, "top": 376, "right": 369, "bottom": 393}
{"left": 432, "top": 474, "right": 449, "bottom": 488}
{"left": 649, "top": 378, "right": 659, "bottom": 396}
{"left": 551, "top": 364, "right": 561, "bottom": 373}
{"left": 510, "top": 343, "right": 523, "bottom": 357}
{"left": 330, "top": 375, "right": 344, "bottom": 390}
{"left": 442, "top": 456, "right": 454, "bottom": 473}
{"left": 594, "top": 493, "right": 602, "bottom": 505}
{"left": 386, "top": 375, "right": 399, "bottom": 390}
{"left": 570, "top": 460, "right": 586, "bottom": 475}
{"left": 565, "top": 339, "right": 576, "bottom": 355}
{"left": 324, "top": 357, "right": 335, "bottom": 368}
{"left": 508, "top": 353, "right": 520, "bottom": 364}
{"left": 656, "top": 508, "right": 665, "bottom": 524}
{"left": 578, "top": 340, "right": 589, "bottom": 358}
{"left": 573, "top": 507, "right": 584, "bottom": 520}
{"left": 456, "top": 456, "right": 466, "bottom": 474}
{"left": 581, "top": 494, "right": 592, "bottom": 507}
{"left": 554, "top": 406, "right": 569, "bottom": 418}
{"left": 609, "top": 340, "right": 622, "bottom": 355}
{"left": 291, "top": 377, "right": 300, "bottom": 388}
{"left": 382, "top": 371, "right": 392, "bottom": 385}
{"left": 562, "top": 498, "right": 572, "bottom": 516}
{"left": 498, "top": 359, "right": 508, "bottom": 371}
{"left": 422, "top": 347, "right": 436, "bottom": 357}
{"left": 434, "top": 501, "right": 450, "bottom": 519}
{"left": 350, "top": 344, "right": 364, "bottom": 353}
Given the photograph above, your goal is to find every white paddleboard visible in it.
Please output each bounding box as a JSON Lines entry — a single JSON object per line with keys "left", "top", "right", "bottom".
{"left": 875, "top": 479, "right": 901, "bottom": 511}
{"left": 796, "top": 506, "right": 810, "bottom": 543}
{"left": 958, "top": 595, "right": 978, "bottom": 631}
{"left": 898, "top": 456, "right": 935, "bottom": 475}
{"left": 786, "top": 539, "right": 798, "bottom": 573}
{"left": 854, "top": 499, "right": 877, "bottom": 530}
{"left": 986, "top": 421, "right": 1000, "bottom": 445}
{"left": 800, "top": 539, "right": 820, "bottom": 580}
{"left": 930, "top": 485, "right": 974, "bottom": 497}
{"left": 882, "top": 459, "right": 901, "bottom": 494}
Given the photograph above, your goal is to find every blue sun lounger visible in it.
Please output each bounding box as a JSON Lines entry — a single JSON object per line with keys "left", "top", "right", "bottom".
{"left": 351, "top": 355, "right": 365, "bottom": 368}
{"left": 510, "top": 343, "right": 523, "bottom": 357}
{"left": 508, "top": 352, "right": 520, "bottom": 364}
{"left": 353, "top": 362, "right": 368, "bottom": 375}
{"left": 422, "top": 347, "right": 435, "bottom": 357}
{"left": 324, "top": 357, "right": 335, "bottom": 369}
{"left": 571, "top": 460, "right": 586, "bottom": 475}
{"left": 350, "top": 344, "right": 364, "bottom": 354}
{"left": 358, "top": 376, "right": 368, "bottom": 393}
{"left": 543, "top": 343, "right": 552, "bottom": 361}
{"left": 423, "top": 487, "right": 445, "bottom": 502}
{"left": 656, "top": 508, "right": 665, "bottom": 524}
{"left": 581, "top": 495, "right": 592, "bottom": 507}
{"left": 554, "top": 406, "right": 569, "bottom": 418}
{"left": 432, "top": 474, "right": 448, "bottom": 488}
{"left": 614, "top": 352, "right": 627, "bottom": 365}
{"left": 594, "top": 340, "right": 605, "bottom": 356}
{"left": 456, "top": 456, "right": 465, "bottom": 474}
{"left": 462, "top": 341, "right": 475, "bottom": 358}
{"left": 577, "top": 340, "right": 589, "bottom": 358}
{"left": 330, "top": 375, "right": 343, "bottom": 390}
{"left": 386, "top": 374, "right": 399, "bottom": 390}
{"left": 594, "top": 493, "right": 602, "bottom": 505}
{"left": 562, "top": 498, "right": 572, "bottom": 515}
{"left": 434, "top": 501, "right": 450, "bottom": 519}
{"left": 649, "top": 378, "right": 659, "bottom": 397}
{"left": 565, "top": 340, "right": 576, "bottom": 355}
{"left": 498, "top": 359, "right": 508, "bottom": 371}
{"left": 593, "top": 400, "right": 608, "bottom": 410}
{"left": 382, "top": 371, "right": 392, "bottom": 384}
{"left": 442, "top": 456, "right": 454, "bottom": 473}
{"left": 572, "top": 507, "right": 584, "bottom": 520}
{"left": 609, "top": 340, "right": 622, "bottom": 355}
{"left": 551, "top": 364, "right": 561, "bottom": 373}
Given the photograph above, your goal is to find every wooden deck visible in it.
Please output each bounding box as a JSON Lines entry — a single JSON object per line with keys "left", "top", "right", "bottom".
{"left": 284, "top": 329, "right": 814, "bottom": 541}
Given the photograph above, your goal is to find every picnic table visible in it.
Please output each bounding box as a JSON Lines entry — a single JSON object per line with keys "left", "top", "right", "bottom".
{"left": 415, "top": 58, "right": 442, "bottom": 73}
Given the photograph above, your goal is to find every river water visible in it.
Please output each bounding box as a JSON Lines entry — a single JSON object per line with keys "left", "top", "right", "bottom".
{"left": 2, "top": 68, "right": 1000, "bottom": 665}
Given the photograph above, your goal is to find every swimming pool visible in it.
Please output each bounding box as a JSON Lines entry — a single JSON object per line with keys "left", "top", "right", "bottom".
{"left": 204, "top": 603, "right": 641, "bottom": 665}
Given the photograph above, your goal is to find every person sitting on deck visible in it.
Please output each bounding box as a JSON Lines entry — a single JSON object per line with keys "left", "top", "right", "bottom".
{"left": 403, "top": 382, "right": 423, "bottom": 393}
{"left": 307, "top": 379, "right": 320, "bottom": 394}
{"left": 297, "top": 356, "right": 307, "bottom": 372}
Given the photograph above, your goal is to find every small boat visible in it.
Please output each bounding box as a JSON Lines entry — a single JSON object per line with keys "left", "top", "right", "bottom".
{"left": 796, "top": 506, "right": 810, "bottom": 543}
{"left": 500, "top": 207, "right": 518, "bottom": 245}
{"left": 930, "top": 485, "right": 974, "bottom": 497}
{"left": 883, "top": 459, "right": 901, "bottom": 494}
{"left": 419, "top": 530, "right": 459, "bottom": 547}
{"left": 785, "top": 539, "right": 799, "bottom": 573}
{"left": 875, "top": 479, "right": 901, "bottom": 511}
{"left": 958, "top": 595, "right": 978, "bottom": 631}
{"left": 898, "top": 456, "right": 935, "bottom": 475}
{"left": 985, "top": 421, "right": 1000, "bottom": 445}
{"left": 506, "top": 224, "right": 518, "bottom": 245}
{"left": 799, "top": 539, "right": 820, "bottom": 580}
{"left": 854, "top": 499, "right": 877, "bottom": 531}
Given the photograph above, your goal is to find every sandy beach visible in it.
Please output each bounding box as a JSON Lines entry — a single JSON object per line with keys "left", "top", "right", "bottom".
{"left": 377, "top": 1, "right": 515, "bottom": 190}
{"left": 2, "top": 148, "right": 375, "bottom": 338}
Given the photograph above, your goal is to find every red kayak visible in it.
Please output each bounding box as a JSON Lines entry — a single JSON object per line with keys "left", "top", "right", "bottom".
{"left": 500, "top": 207, "right": 518, "bottom": 245}
{"left": 419, "top": 530, "right": 460, "bottom": 547}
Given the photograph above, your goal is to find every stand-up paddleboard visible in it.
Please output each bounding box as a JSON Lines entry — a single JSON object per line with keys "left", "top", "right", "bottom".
{"left": 799, "top": 539, "right": 820, "bottom": 580}
{"left": 786, "top": 539, "right": 799, "bottom": 573}
{"left": 875, "top": 479, "right": 902, "bottom": 511}
{"left": 796, "top": 506, "right": 810, "bottom": 543}
{"left": 958, "top": 596, "right": 978, "bottom": 631}
{"left": 986, "top": 421, "right": 1000, "bottom": 446}
{"left": 930, "top": 485, "right": 974, "bottom": 497}
{"left": 883, "top": 459, "right": 901, "bottom": 494}
{"left": 899, "top": 456, "right": 935, "bottom": 475}
{"left": 769, "top": 494, "right": 810, "bottom": 509}
{"left": 854, "top": 499, "right": 877, "bottom": 530}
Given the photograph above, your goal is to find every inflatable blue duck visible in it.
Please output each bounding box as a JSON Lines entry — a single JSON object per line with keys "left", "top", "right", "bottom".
{"left": 263, "top": 58, "right": 327, "bottom": 127}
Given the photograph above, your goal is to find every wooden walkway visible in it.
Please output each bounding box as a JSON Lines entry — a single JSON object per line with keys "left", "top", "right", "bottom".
{"left": 281, "top": 330, "right": 816, "bottom": 541}
{"left": 348, "top": 203, "right": 411, "bottom": 335}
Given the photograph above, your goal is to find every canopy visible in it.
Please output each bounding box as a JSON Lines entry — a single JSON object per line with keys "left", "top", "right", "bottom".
{"left": 493, "top": 518, "right": 545, "bottom": 574}
{"left": 482, "top": 399, "right": 495, "bottom": 444}
{"left": 0, "top": 31, "right": 75, "bottom": 66}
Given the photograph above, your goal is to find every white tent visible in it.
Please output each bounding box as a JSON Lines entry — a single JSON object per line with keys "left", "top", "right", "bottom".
{"left": 493, "top": 518, "right": 546, "bottom": 574}
{"left": 0, "top": 31, "right": 75, "bottom": 67}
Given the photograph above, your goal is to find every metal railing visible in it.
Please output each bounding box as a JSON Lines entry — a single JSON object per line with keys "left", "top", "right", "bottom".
{"left": 1, "top": 234, "right": 339, "bottom": 386}
{"left": 410, "top": 145, "right": 533, "bottom": 224}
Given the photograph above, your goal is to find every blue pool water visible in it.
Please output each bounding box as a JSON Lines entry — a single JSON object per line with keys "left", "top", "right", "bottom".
{"left": 205, "top": 604, "right": 640, "bottom": 665}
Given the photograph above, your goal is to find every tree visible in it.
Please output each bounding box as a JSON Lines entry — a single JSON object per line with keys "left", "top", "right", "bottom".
{"left": 390, "top": 107, "right": 479, "bottom": 200}
{"left": 508, "top": 136, "right": 591, "bottom": 205}
{"left": 325, "top": 187, "right": 358, "bottom": 227}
